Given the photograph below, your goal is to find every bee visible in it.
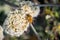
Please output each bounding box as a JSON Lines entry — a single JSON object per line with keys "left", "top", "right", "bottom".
{"left": 25, "top": 14, "right": 33, "bottom": 24}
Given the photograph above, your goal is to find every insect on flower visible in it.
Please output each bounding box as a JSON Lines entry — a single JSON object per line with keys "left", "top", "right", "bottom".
{"left": 25, "top": 14, "right": 33, "bottom": 24}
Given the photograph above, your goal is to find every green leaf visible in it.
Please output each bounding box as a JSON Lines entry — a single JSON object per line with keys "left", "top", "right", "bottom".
{"left": 54, "top": 12, "right": 59, "bottom": 18}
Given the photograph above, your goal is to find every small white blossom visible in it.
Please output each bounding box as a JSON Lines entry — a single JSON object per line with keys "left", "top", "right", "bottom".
{"left": 45, "top": 15, "right": 51, "bottom": 20}
{"left": 19, "top": 1, "right": 40, "bottom": 17}
{"left": 3, "top": 10, "right": 29, "bottom": 37}
{"left": 0, "top": 26, "right": 4, "bottom": 40}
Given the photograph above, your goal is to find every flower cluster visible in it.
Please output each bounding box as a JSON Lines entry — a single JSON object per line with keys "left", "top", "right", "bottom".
{"left": 19, "top": 1, "right": 40, "bottom": 17}
{"left": 3, "top": 10, "right": 29, "bottom": 37}
{"left": 0, "top": 26, "right": 4, "bottom": 40}
{"left": 3, "top": 1, "right": 40, "bottom": 37}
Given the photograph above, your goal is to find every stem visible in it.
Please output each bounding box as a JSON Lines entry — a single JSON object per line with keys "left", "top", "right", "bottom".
{"left": 33, "top": 4, "right": 60, "bottom": 7}
{"left": 0, "top": 0, "right": 60, "bottom": 9}
{"left": 30, "top": 24, "right": 41, "bottom": 40}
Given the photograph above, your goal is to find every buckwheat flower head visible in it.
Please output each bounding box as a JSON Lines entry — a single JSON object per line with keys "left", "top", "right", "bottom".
{"left": 3, "top": 9, "right": 29, "bottom": 37}
{"left": 0, "top": 25, "right": 4, "bottom": 40}
{"left": 19, "top": 1, "right": 40, "bottom": 17}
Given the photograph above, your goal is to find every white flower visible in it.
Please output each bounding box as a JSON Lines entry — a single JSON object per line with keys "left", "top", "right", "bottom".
{"left": 3, "top": 10, "right": 29, "bottom": 37}
{"left": 45, "top": 15, "right": 51, "bottom": 20}
{"left": 0, "top": 25, "right": 4, "bottom": 40}
{"left": 19, "top": 1, "right": 40, "bottom": 17}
